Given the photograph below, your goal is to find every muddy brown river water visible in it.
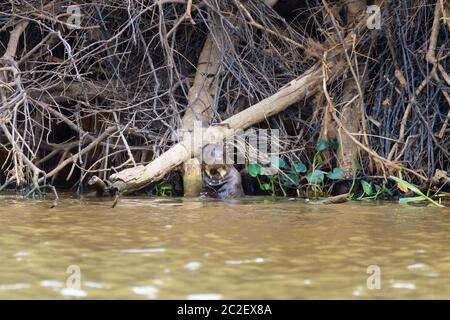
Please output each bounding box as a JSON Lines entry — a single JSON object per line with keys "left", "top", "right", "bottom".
{"left": 0, "top": 196, "right": 449, "bottom": 299}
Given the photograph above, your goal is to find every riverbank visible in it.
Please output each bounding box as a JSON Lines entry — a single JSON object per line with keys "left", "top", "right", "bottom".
{"left": 0, "top": 1, "right": 448, "bottom": 199}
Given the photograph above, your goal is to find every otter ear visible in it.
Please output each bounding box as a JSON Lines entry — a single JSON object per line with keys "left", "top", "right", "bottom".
{"left": 217, "top": 167, "right": 227, "bottom": 178}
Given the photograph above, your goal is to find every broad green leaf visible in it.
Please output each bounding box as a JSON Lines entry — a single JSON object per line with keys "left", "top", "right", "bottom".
{"left": 260, "top": 183, "right": 271, "bottom": 191}
{"left": 282, "top": 173, "right": 299, "bottom": 187}
{"left": 306, "top": 170, "right": 325, "bottom": 185}
{"left": 389, "top": 176, "right": 443, "bottom": 207}
{"left": 361, "top": 180, "right": 373, "bottom": 196}
{"left": 389, "top": 176, "right": 424, "bottom": 196}
{"left": 316, "top": 139, "right": 328, "bottom": 152}
{"left": 327, "top": 168, "right": 344, "bottom": 180}
{"left": 271, "top": 156, "right": 286, "bottom": 169}
{"left": 399, "top": 196, "right": 427, "bottom": 204}
{"left": 247, "top": 163, "right": 261, "bottom": 177}
{"left": 293, "top": 162, "right": 307, "bottom": 173}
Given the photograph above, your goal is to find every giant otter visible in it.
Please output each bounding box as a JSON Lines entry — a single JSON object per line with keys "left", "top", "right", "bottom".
{"left": 202, "top": 164, "right": 244, "bottom": 199}
{"left": 201, "top": 144, "right": 244, "bottom": 199}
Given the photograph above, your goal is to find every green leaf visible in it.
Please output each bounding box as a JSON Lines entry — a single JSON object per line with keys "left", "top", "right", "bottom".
{"left": 354, "top": 160, "right": 362, "bottom": 171}
{"left": 389, "top": 176, "right": 443, "bottom": 207}
{"left": 389, "top": 176, "right": 423, "bottom": 196}
{"left": 293, "top": 162, "right": 307, "bottom": 173}
{"left": 327, "top": 168, "right": 344, "bottom": 180}
{"left": 247, "top": 163, "right": 261, "bottom": 177}
{"left": 385, "top": 187, "right": 393, "bottom": 196}
{"left": 282, "top": 173, "right": 299, "bottom": 187}
{"left": 361, "top": 180, "right": 373, "bottom": 196}
{"left": 271, "top": 156, "right": 286, "bottom": 169}
{"left": 316, "top": 139, "right": 328, "bottom": 152}
{"left": 313, "top": 153, "right": 324, "bottom": 166}
{"left": 306, "top": 170, "right": 325, "bottom": 185}
{"left": 399, "top": 196, "right": 427, "bottom": 204}
{"left": 260, "top": 183, "right": 271, "bottom": 191}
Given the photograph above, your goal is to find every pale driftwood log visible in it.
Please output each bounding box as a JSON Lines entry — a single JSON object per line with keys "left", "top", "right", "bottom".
{"left": 181, "top": 33, "right": 221, "bottom": 196}
{"left": 108, "top": 59, "right": 345, "bottom": 193}
{"left": 306, "top": 193, "right": 350, "bottom": 205}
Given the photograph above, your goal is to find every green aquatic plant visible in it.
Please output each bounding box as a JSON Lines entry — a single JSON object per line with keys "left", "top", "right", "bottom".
{"left": 247, "top": 163, "right": 261, "bottom": 177}
{"left": 303, "top": 140, "right": 331, "bottom": 197}
{"left": 389, "top": 176, "right": 443, "bottom": 207}
{"left": 293, "top": 162, "right": 307, "bottom": 174}
{"left": 280, "top": 140, "right": 345, "bottom": 197}
{"left": 326, "top": 168, "right": 344, "bottom": 180}
{"left": 258, "top": 175, "right": 277, "bottom": 197}
{"left": 358, "top": 180, "right": 392, "bottom": 200}
{"left": 247, "top": 156, "right": 287, "bottom": 197}
{"left": 316, "top": 139, "right": 328, "bottom": 152}
{"left": 247, "top": 162, "right": 276, "bottom": 196}
{"left": 156, "top": 184, "right": 172, "bottom": 197}
{"left": 281, "top": 163, "right": 303, "bottom": 187}
{"left": 246, "top": 140, "right": 348, "bottom": 198}
{"left": 306, "top": 169, "right": 326, "bottom": 185}
{"left": 360, "top": 180, "right": 373, "bottom": 197}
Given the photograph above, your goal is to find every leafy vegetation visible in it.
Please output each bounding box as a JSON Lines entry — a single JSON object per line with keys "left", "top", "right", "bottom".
{"left": 389, "top": 176, "right": 443, "bottom": 207}
{"left": 358, "top": 180, "right": 393, "bottom": 200}
{"left": 246, "top": 139, "right": 347, "bottom": 198}
{"left": 243, "top": 139, "right": 448, "bottom": 207}
{"left": 156, "top": 184, "right": 172, "bottom": 197}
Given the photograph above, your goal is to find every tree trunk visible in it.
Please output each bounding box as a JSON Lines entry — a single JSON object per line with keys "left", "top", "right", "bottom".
{"left": 337, "top": 0, "right": 367, "bottom": 178}
{"left": 181, "top": 33, "right": 221, "bottom": 196}
{"left": 338, "top": 77, "right": 362, "bottom": 177}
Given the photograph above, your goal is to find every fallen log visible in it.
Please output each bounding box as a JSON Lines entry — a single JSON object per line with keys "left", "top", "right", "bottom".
{"left": 306, "top": 193, "right": 350, "bottom": 205}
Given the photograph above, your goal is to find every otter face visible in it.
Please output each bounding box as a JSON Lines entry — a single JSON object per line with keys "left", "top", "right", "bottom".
{"left": 204, "top": 165, "right": 227, "bottom": 186}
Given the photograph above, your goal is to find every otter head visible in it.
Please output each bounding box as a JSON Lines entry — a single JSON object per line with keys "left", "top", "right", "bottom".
{"left": 202, "top": 143, "right": 224, "bottom": 165}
